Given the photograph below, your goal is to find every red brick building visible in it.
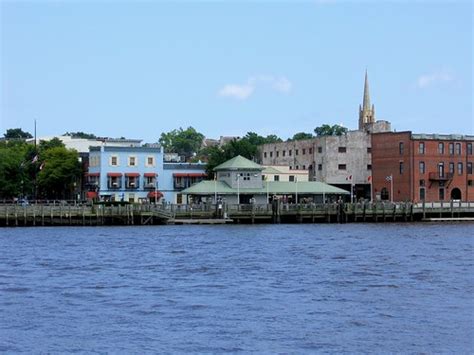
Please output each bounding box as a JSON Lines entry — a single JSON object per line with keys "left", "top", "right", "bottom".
{"left": 371, "top": 132, "right": 473, "bottom": 202}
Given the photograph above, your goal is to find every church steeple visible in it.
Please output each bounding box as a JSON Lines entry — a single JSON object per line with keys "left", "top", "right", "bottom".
{"left": 359, "top": 70, "right": 375, "bottom": 130}
{"left": 363, "top": 69, "right": 371, "bottom": 110}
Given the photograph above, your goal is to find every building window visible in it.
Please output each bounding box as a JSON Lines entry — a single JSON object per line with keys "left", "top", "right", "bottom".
{"left": 264, "top": 152, "right": 267, "bottom": 158}
{"left": 128, "top": 156, "right": 137, "bottom": 166}
{"left": 309, "top": 148, "right": 312, "bottom": 154}
{"left": 146, "top": 156, "right": 155, "bottom": 166}
{"left": 449, "top": 162, "right": 455, "bottom": 175}
{"left": 289, "top": 175, "right": 295, "bottom": 182}
{"left": 338, "top": 164, "right": 347, "bottom": 170}
{"left": 289, "top": 150, "right": 292, "bottom": 156}
{"left": 449, "top": 143, "right": 454, "bottom": 155}
{"left": 457, "top": 162, "right": 463, "bottom": 175}
{"left": 455, "top": 143, "right": 461, "bottom": 155}
{"left": 439, "top": 188, "right": 445, "bottom": 201}
{"left": 420, "top": 188, "right": 425, "bottom": 201}
{"left": 125, "top": 176, "right": 139, "bottom": 189}
{"left": 318, "top": 147, "right": 322, "bottom": 153}
{"left": 274, "top": 175, "right": 280, "bottom": 181}
{"left": 468, "top": 180, "right": 473, "bottom": 186}
{"left": 145, "top": 176, "right": 156, "bottom": 189}
{"left": 468, "top": 143, "right": 472, "bottom": 155}
{"left": 282, "top": 150, "right": 286, "bottom": 157}
{"left": 367, "top": 164, "right": 372, "bottom": 170}
{"left": 381, "top": 188, "right": 389, "bottom": 200}
{"left": 438, "top": 142, "right": 444, "bottom": 154}
{"left": 270, "top": 152, "right": 273, "bottom": 158}
{"left": 420, "top": 179, "right": 425, "bottom": 187}
{"left": 302, "top": 165, "right": 306, "bottom": 170}
{"left": 110, "top": 156, "right": 119, "bottom": 166}
{"left": 468, "top": 162, "right": 473, "bottom": 174}
{"left": 276, "top": 151, "right": 279, "bottom": 157}
{"left": 296, "top": 149, "right": 299, "bottom": 156}
{"left": 419, "top": 142, "right": 425, "bottom": 154}
{"left": 367, "top": 147, "right": 372, "bottom": 153}
{"left": 419, "top": 161, "right": 425, "bottom": 174}
{"left": 318, "top": 164, "right": 322, "bottom": 171}
{"left": 399, "top": 162, "right": 404, "bottom": 174}
{"left": 338, "top": 147, "right": 347, "bottom": 153}
{"left": 399, "top": 142, "right": 404, "bottom": 155}
{"left": 302, "top": 149, "right": 306, "bottom": 155}
{"left": 296, "top": 165, "right": 299, "bottom": 169}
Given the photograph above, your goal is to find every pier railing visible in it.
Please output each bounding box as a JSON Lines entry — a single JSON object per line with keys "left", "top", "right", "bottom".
{"left": 0, "top": 200, "right": 473, "bottom": 226}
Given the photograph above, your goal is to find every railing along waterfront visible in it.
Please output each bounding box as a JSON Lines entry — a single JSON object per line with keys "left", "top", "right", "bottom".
{"left": 0, "top": 200, "right": 473, "bottom": 226}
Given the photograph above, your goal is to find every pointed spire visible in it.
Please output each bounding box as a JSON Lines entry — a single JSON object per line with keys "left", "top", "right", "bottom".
{"left": 363, "top": 69, "right": 371, "bottom": 110}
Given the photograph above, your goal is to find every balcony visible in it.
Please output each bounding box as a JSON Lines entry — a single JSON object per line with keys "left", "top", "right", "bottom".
{"left": 429, "top": 172, "right": 453, "bottom": 181}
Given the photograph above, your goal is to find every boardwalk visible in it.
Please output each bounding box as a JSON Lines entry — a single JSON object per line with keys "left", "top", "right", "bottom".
{"left": 1, "top": 201, "right": 473, "bottom": 226}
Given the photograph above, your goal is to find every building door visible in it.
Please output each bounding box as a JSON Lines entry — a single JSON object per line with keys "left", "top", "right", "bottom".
{"left": 381, "top": 188, "right": 389, "bottom": 200}
{"left": 438, "top": 162, "right": 444, "bottom": 178}
{"left": 450, "top": 188, "right": 461, "bottom": 200}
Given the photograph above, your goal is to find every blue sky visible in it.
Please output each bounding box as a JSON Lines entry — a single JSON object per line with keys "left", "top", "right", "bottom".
{"left": 1, "top": 1, "right": 472, "bottom": 142}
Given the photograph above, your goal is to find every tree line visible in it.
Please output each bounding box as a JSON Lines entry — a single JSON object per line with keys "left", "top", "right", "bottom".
{"left": 0, "top": 124, "right": 348, "bottom": 199}
{"left": 1, "top": 130, "right": 81, "bottom": 200}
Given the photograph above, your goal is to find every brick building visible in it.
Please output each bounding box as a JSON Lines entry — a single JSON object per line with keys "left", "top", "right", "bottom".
{"left": 371, "top": 132, "right": 474, "bottom": 202}
{"left": 259, "top": 71, "right": 391, "bottom": 201}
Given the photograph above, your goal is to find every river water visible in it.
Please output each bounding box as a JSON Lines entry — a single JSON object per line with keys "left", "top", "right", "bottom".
{"left": 0, "top": 223, "right": 472, "bottom": 353}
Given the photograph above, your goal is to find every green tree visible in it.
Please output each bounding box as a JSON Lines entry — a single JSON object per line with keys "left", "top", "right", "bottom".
{"left": 314, "top": 124, "right": 348, "bottom": 136}
{"left": 64, "top": 131, "right": 97, "bottom": 139}
{"left": 39, "top": 137, "right": 65, "bottom": 152}
{"left": 0, "top": 141, "right": 33, "bottom": 199}
{"left": 159, "top": 127, "right": 204, "bottom": 159}
{"left": 4, "top": 128, "right": 33, "bottom": 139}
{"left": 37, "top": 147, "right": 81, "bottom": 200}
{"left": 288, "top": 132, "right": 313, "bottom": 141}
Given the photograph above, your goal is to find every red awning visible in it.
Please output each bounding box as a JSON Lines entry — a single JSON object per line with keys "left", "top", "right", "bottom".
{"left": 147, "top": 191, "right": 163, "bottom": 198}
{"left": 87, "top": 172, "right": 100, "bottom": 177}
{"left": 125, "top": 173, "right": 140, "bottom": 177}
{"left": 107, "top": 173, "right": 122, "bottom": 177}
{"left": 144, "top": 173, "right": 157, "bottom": 177}
{"left": 86, "top": 191, "right": 98, "bottom": 199}
{"left": 173, "top": 173, "right": 207, "bottom": 177}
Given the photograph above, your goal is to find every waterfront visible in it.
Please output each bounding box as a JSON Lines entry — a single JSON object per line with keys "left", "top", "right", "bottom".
{"left": 1, "top": 224, "right": 473, "bottom": 353}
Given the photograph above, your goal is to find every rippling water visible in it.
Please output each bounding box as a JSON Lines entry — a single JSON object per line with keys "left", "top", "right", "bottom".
{"left": 1, "top": 223, "right": 473, "bottom": 353}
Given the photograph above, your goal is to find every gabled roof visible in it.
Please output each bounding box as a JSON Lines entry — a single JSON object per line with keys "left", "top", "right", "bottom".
{"left": 214, "top": 155, "right": 263, "bottom": 171}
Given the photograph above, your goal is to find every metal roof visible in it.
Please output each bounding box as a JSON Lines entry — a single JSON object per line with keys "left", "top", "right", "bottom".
{"left": 182, "top": 180, "right": 349, "bottom": 195}
{"left": 214, "top": 155, "right": 263, "bottom": 171}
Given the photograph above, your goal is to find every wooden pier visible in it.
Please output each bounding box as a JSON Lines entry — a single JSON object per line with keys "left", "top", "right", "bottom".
{"left": 0, "top": 201, "right": 473, "bottom": 227}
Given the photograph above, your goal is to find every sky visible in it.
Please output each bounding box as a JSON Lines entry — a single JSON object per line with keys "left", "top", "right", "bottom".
{"left": 1, "top": 0, "right": 472, "bottom": 142}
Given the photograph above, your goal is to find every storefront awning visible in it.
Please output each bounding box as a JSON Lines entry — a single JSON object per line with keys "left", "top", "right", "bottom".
{"left": 144, "top": 173, "right": 157, "bottom": 177}
{"left": 125, "top": 173, "right": 140, "bottom": 177}
{"left": 86, "top": 191, "right": 98, "bottom": 199}
{"left": 147, "top": 191, "right": 164, "bottom": 199}
{"left": 87, "top": 172, "right": 100, "bottom": 177}
{"left": 107, "top": 173, "right": 122, "bottom": 177}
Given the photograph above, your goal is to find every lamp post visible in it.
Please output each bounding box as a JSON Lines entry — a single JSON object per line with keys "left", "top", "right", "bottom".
{"left": 295, "top": 176, "right": 298, "bottom": 204}
{"left": 236, "top": 173, "right": 240, "bottom": 205}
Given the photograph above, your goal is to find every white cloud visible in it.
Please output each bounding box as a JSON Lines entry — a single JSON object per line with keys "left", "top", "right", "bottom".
{"left": 218, "top": 84, "right": 254, "bottom": 100}
{"left": 417, "top": 71, "right": 454, "bottom": 89}
{"left": 218, "top": 75, "right": 292, "bottom": 100}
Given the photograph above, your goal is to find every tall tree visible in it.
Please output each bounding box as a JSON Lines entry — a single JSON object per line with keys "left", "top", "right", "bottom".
{"left": 37, "top": 147, "right": 81, "bottom": 200}
{"left": 4, "top": 128, "right": 33, "bottom": 139}
{"left": 314, "top": 124, "right": 348, "bottom": 136}
{"left": 159, "top": 127, "right": 204, "bottom": 159}
{"left": 0, "top": 141, "right": 33, "bottom": 199}
{"left": 288, "top": 132, "right": 314, "bottom": 141}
